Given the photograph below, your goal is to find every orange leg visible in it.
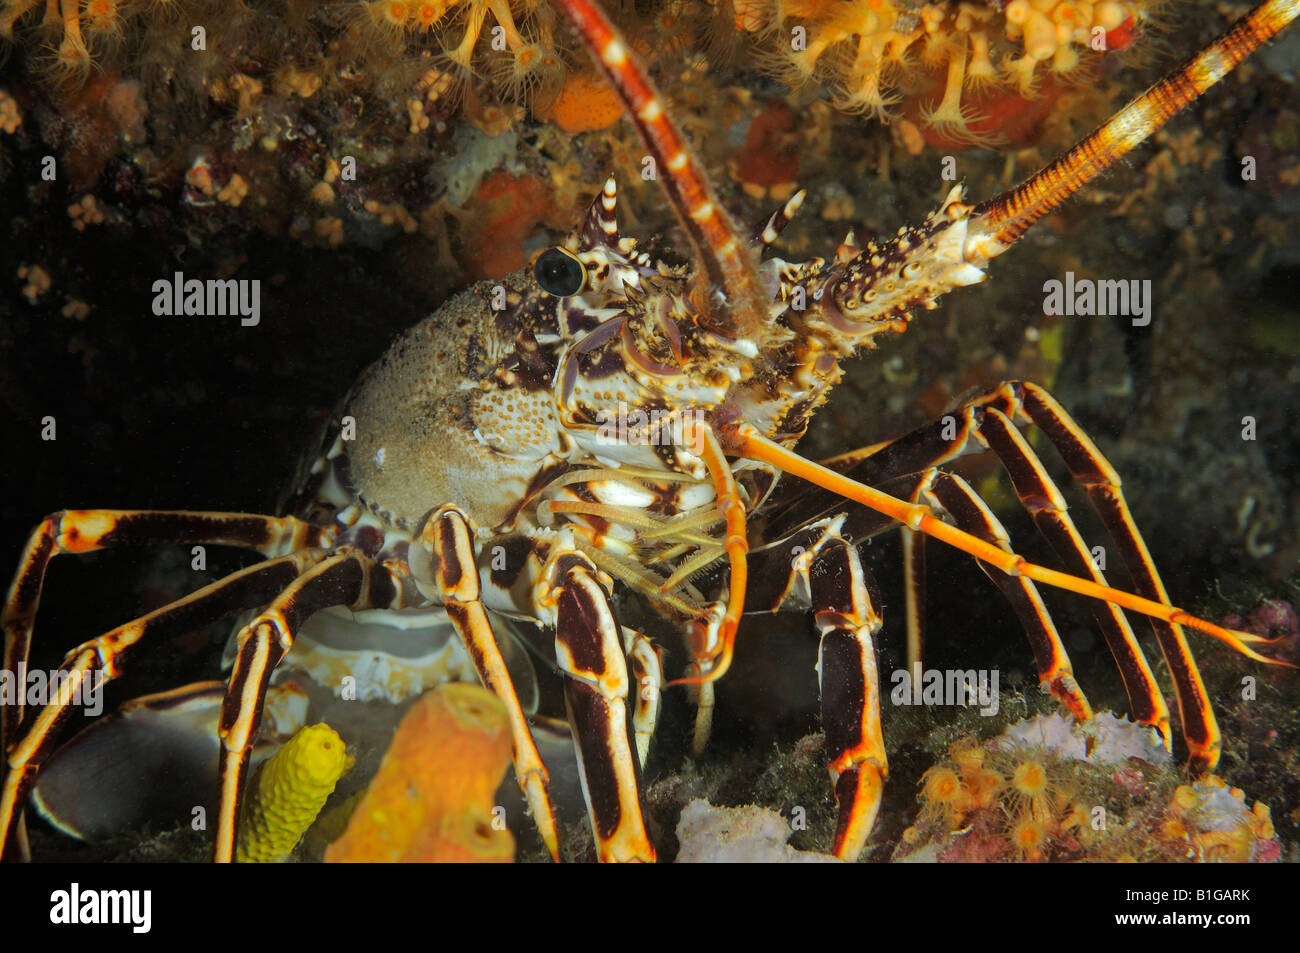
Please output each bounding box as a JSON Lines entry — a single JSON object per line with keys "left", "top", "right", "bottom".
{"left": 731, "top": 422, "right": 1277, "bottom": 664}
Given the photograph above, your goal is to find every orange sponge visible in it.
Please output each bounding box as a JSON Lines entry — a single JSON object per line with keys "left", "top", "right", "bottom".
{"left": 325, "top": 683, "right": 515, "bottom": 863}
{"left": 538, "top": 70, "right": 623, "bottom": 133}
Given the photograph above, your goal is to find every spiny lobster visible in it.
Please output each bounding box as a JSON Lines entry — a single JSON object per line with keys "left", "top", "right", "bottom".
{"left": 2, "top": 0, "right": 1296, "bottom": 862}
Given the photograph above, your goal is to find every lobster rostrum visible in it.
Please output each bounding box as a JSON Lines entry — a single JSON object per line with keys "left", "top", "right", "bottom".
{"left": 2, "top": 0, "right": 1296, "bottom": 863}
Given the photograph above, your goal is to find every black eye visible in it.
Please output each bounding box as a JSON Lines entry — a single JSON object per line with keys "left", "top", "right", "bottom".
{"left": 534, "top": 248, "right": 587, "bottom": 297}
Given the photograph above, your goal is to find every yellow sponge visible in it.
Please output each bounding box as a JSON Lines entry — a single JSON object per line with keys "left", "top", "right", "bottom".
{"left": 237, "top": 723, "right": 352, "bottom": 863}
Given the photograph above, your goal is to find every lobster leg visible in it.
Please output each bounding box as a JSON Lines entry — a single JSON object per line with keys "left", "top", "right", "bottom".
{"left": 541, "top": 547, "right": 655, "bottom": 862}
{"left": 746, "top": 466, "right": 1095, "bottom": 726}
{"left": 0, "top": 551, "right": 327, "bottom": 862}
{"left": 214, "top": 551, "right": 372, "bottom": 862}
{"left": 918, "top": 469, "right": 1094, "bottom": 724}
{"left": 419, "top": 505, "right": 561, "bottom": 860}
{"left": 742, "top": 414, "right": 1276, "bottom": 663}
{"left": 925, "top": 468, "right": 1097, "bottom": 712}
{"left": 2, "top": 509, "right": 326, "bottom": 746}
{"left": 747, "top": 378, "right": 1260, "bottom": 766}
{"left": 622, "top": 626, "right": 662, "bottom": 769}
{"left": 809, "top": 537, "right": 886, "bottom": 862}
{"left": 978, "top": 381, "right": 1222, "bottom": 768}
{"left": 824, "top": 382, "right": 1211, "bottom": 759}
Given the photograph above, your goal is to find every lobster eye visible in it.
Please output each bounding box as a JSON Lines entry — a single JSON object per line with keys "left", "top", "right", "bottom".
{"left": 534, "top": 248, "right": 587, "bottom": 297}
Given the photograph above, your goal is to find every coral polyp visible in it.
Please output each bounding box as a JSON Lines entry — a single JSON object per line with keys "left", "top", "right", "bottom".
{"left": 741, "top": 0, "right": 1147, "bottom": 141}
{"left": 1, "top": 0, "right": 574, "bottom": 113}
{"left": 897, "top": 714, "right": 1282, "bottom": 863}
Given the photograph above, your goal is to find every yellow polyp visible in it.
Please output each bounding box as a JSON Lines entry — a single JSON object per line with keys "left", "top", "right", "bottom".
{"left": 966, "top": 31, "right": 998, "bottom": 86}
{"left": 921, "top": 45, "right": 975, "bottom": 132}
{"left": 325, "top": 683, "right": 515, "bottom": 863}
{"left": 381, "top": 0, "right": 411, "bottom": 28}
{"left": 1004, "top": 52, "right": 1040, "bottom": 95}
{"left": 1013, "top": 760, "right": 1048, "bottom": 797}
{"left": 924, "top": 767, "right": 962, "bottom": 803}
{"left": 237, "top": 723, "right": 353, "bottom": 863}
{"left": 1006, "top": 0, "right": 1033, "bottom": 27}
{"left": 411, "top": 0, "right": 451, "bottom": 30}
{"left": 83, "top": 0, "right": 117, "bottom": 34}
{"left": 1095, "top": 1, "right": 1127, "bottom": 31}
{"left": 1009, "top": 815, "right": 1048, "bottom": 860}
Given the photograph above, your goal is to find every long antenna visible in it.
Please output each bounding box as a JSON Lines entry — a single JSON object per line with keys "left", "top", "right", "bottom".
{"left": 553, "top": 0, "right": 770, "bottom": 339}
{"left": 971, "top": 0, "right": 1300, "bottom": 251}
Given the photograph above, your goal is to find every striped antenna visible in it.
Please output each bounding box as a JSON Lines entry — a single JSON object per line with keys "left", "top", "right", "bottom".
{"left": 553, "top": 0, "right": 769, "bottom": 339}
{"left": 581, "top": 175, "right": 622, "bottom": 249}
{"left": 972, "top": 0, "right": 1299, "bottom": 251}
{"left": 751, "top": 190, "right": 807, "bottom": 247}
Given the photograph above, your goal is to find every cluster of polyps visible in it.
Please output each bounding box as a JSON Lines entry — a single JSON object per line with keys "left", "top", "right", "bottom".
{"left": 1, "top": 0, "right": 132, "bottom": 82}
{"left": 912, "top": 739, "right": 1089, "bottom": 861}
{"left": 352, "top": 0, "right": 566, "bottom": 103}
{"left": 0, "top": 0, "right": 567, "bottom": 107}
{"left": 740, "top": 0, "right": 1143, "bottom": 142}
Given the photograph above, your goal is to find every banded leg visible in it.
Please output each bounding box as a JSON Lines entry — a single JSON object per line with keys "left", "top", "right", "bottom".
{"left": 970, "top": 404, "right": 1171, "bottom": 743}
{"left": 3, "top": 510, "right": 325, "bottom": 745}
{"left": 623, "top": 627, "right": 662, "bottom": 769}
{"left": 759, "top": 380, "right": 1260, "bottom": 764}
{"left": 419, "top": 506, "right": 561, "bottom": 860}
{"left": 920, "top": 470, "right": 1094, "bottom": 723}
{"left": 872, "top": 382, "right": 1220, "bottom": 760}
{"left": 1, "top": 551, "right": 326, "bottom": 862}
{"left": 753, "top": 469, "right": 1096, "bottom": 726}
{"left": 810, "top": 538, "right": 886, "bottom": 861}
{"left": 732, "top": 425, "right": 1274, "bottom": 662}
{"left": 214, "top": 551, "right": 372, "bottom": 862}
{"left": 543, "top": 549, "right": 655, "bottom": 862}
{"left": 981, "top": 381, "right": 1225, "bottom": 768}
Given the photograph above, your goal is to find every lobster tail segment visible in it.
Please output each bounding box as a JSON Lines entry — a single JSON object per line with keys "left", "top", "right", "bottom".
{"left": 969, "top": 0, "right": 1300, "bottom": 254}
{"left": 553, "top": 0, "right": 771, "bottom": 341}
